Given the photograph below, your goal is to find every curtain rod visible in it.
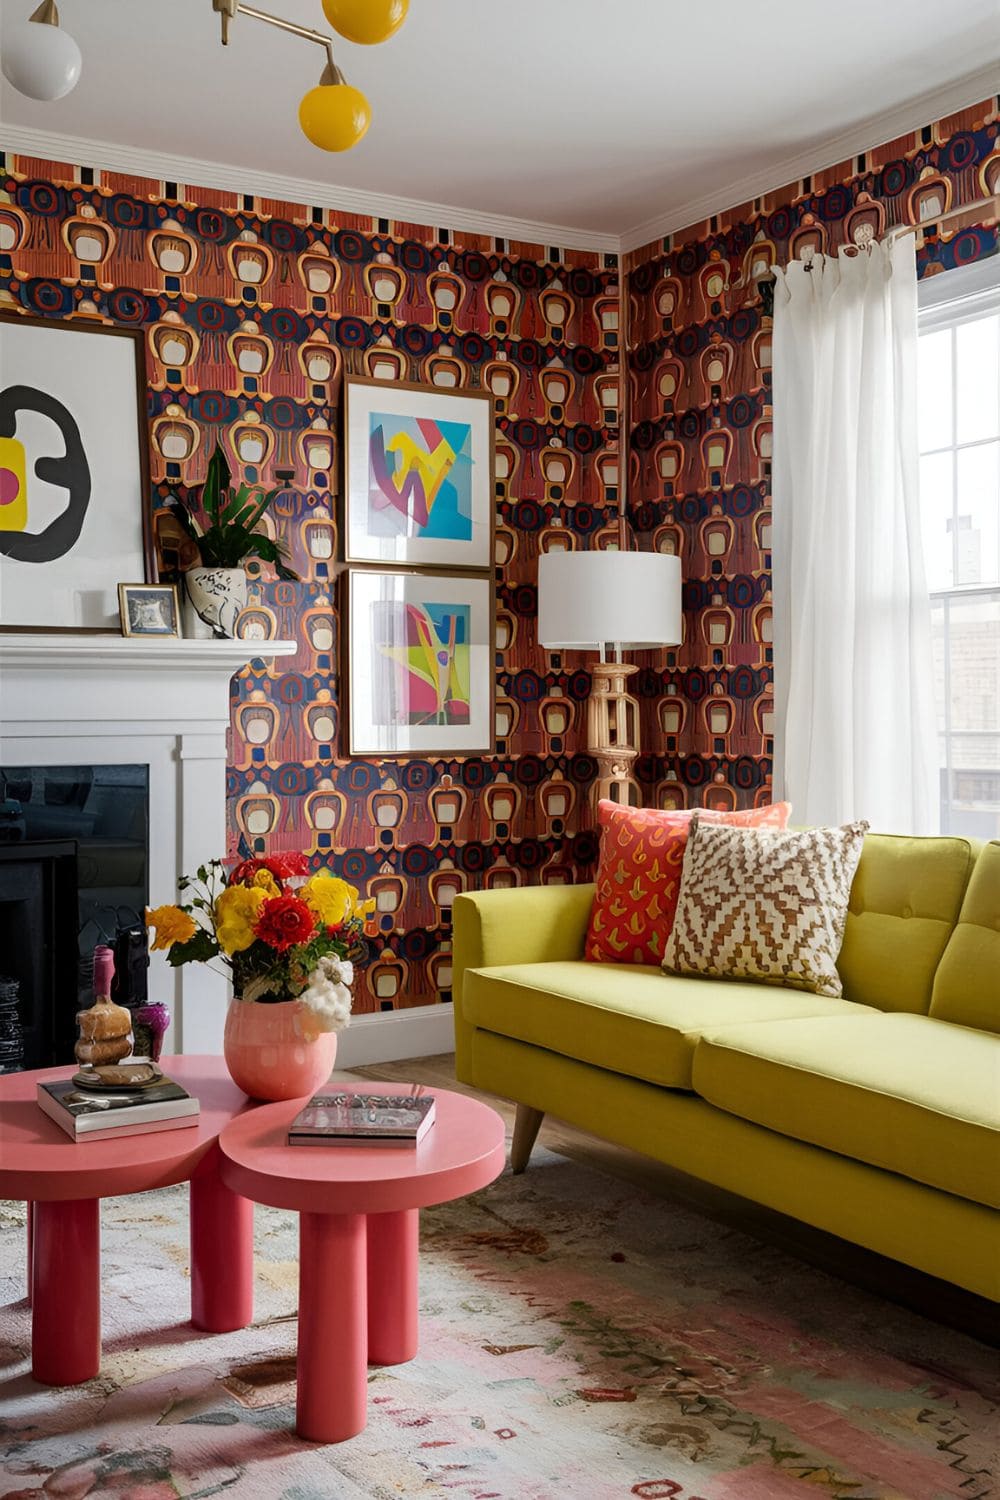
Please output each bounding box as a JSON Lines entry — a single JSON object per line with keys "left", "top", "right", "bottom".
{"left": 885, "top": 193, "right": 999, "bottom": 241}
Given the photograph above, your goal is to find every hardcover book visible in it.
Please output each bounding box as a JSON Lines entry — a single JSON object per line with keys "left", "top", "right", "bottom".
{"left": 37, "top": 1077, "right": 199, "bottom": 1140}
{"left": 288, "top": 1091, "right": 435, "bottom": 1146}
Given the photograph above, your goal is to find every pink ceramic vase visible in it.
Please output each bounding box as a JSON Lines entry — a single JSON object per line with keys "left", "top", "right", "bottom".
{"left": 223, "top": 998, "right": 338, "bottom": 1102}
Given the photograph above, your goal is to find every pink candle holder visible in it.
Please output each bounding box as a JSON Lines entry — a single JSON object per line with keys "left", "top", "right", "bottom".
{"left": 130, "top": 1003, "right": 171, "bottom": 1062}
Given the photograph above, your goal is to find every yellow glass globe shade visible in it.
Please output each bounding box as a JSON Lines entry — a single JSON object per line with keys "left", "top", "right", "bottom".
{"left": 322, "top": 0, "right": 408, "bottom": 45}
{"left": 299, "top": 82, "right": 371, "bottom": 152}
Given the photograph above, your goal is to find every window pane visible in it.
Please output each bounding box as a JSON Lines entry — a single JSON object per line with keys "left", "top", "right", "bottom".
{"left": 918, "top": 326, "right": 953, "bottom": 451}
{"left": 956, "top": 440, "right": 999, "bottom": 586}
{"left": 920, "top": 450, "right": 954, "bottom": 590}
{"left": 935, "top": 591, "right": 1000, "bottom": 839}
{"left": 930, "top": 597, "right": 946, "bottom": 736}
{"left": 955, "top": 313, "right": 1000, "bottom": 446}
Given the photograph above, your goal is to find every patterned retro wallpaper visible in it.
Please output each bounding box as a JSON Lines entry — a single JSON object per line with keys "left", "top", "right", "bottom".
{"left": 0, "top": 150, "right": 620, "bottom": 1014}
{"left": 624, "top": 98, "right": 1000, "bottom": 814}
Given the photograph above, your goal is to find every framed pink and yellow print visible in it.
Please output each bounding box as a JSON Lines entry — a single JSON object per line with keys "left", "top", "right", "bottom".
{"left": 345, "top": 567, "right": 494, "bottom": 756}
{"left": 343, "top": 377, "right": 494, "bottom": 571}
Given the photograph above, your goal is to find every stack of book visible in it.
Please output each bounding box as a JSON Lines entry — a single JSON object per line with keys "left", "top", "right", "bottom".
{"left": 37, "top": 1075, "right": 199, "bottom": 1141}
{"left": 288, "top": 1091, "right": 435, "bottom": 1147}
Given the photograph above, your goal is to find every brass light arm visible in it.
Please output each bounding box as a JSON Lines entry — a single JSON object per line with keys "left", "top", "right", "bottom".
{"left": 212, "top": 0, "right": 341, "bottom": 73}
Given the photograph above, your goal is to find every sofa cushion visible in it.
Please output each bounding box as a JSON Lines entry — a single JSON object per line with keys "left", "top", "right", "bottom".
{"left": 663, "top": 818, "right": 867, "bottom": 997}
{"left": 463, "top": 960, "right": 878, "bottom": 1090}
{"left": 930, "top": 842, "right": 1000, "bottom": 1035}
{"left": 584, "top": 800, "right": 791, "bottom": 967}
{"left": 692, "top": 1013, "right": 1000, "bottom": 1209}
{"left": 838, "top": 833, "right": 977, "bottom": 1014}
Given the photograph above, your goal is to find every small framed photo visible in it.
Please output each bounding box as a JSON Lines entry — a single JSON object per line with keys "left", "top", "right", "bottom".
{"left": 344, "top": 567, "right": 494, "bottom": 756}
{"left": 118, "top": 583, "right": 181, "bottom": 638}
{"left": 344, "top": 376, "right": 495, "bottom": 570}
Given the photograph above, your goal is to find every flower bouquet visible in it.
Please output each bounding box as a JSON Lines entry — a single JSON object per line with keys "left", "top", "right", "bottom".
{"left": 146, "top": 853, "right": 375, "bottom": 1034}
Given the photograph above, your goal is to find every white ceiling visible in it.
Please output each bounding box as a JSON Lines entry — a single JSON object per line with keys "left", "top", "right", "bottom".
{"left": 0, "top": 0, "right": 997, "bottom": 249}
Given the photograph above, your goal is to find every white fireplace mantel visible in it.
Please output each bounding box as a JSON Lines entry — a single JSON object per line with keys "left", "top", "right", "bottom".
{"left": 0, "top": 632, "right": 296, "bottom": 1055}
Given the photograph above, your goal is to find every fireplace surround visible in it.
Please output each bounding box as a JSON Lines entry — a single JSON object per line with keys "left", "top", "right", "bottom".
{"left": 0, "top": 634, "right": 294, "bottom": 1055}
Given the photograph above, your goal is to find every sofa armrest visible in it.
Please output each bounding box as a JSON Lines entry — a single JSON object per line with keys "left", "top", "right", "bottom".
{"left": 452, "top": 883, "right": 595, "bottom": 1080}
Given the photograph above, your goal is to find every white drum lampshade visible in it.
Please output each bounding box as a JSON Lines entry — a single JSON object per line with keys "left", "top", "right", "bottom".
{"left": 538, "top": 550, "right": 682, "bottom": 651}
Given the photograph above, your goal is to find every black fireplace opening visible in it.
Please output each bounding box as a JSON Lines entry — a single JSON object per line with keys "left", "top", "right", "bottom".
{"left": 0, "top": 765, "right": 150, "bottom": 1070}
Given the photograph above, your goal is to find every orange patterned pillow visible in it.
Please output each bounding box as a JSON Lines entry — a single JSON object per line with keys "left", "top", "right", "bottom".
{"left": 585, "top": 800, "right": 792, "bottom": 966}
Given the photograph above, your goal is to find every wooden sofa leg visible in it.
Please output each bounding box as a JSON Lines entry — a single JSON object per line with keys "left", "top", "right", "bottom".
{"left": 510, "top": 1105, "right": 544, "bottom": 1173}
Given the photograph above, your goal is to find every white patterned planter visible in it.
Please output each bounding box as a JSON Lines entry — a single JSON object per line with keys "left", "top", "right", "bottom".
{"left": 182, "top": 566, "right": 248, "bottom": 639}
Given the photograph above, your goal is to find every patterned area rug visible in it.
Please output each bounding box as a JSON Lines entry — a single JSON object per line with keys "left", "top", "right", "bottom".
{"left": 1, "top": 1147, "right": 996, "bottom": 1499}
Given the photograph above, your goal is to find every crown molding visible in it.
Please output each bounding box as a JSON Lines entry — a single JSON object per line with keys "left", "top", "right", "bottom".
{"left": 620, "top": 66, "right": 999, "bottom": 254}
{"left": 0, "top": 122, "right": 621, "bottom": 257}
{"left": 2, "top": 62, "right": 995, "bottom": 263}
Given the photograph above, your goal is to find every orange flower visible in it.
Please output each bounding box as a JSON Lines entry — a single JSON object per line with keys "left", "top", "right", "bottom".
{"left": 145, "top": 904, "right": 197, "bottom": 952}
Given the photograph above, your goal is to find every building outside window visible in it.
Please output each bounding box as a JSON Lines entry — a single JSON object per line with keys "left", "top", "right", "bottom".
{"left": 918, "top": 258, "right": 1000, "bottom": 840}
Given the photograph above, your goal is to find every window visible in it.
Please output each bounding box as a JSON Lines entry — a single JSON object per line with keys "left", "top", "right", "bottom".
{"left": 918, "top": 260, "right": 1000, "bottom": 839}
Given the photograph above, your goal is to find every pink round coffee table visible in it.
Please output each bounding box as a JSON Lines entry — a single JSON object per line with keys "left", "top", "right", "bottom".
{"left": 0, "top": 1055, "right": 255, "bottom": 1386}
{"left": 219, "top": 1082, "right": 505, "bottom": 1443}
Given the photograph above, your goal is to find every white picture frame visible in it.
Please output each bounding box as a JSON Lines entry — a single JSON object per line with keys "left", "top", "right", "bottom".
{"left": 345, "top": 567, "right": 495, "bottom": 757}
{"left": 344, "top": 377, "right": 495, "bottom": 571}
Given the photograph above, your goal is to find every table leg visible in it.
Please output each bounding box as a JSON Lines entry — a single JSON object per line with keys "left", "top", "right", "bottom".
{"left": 32, "top": 1198, "right": 100, "bottom": 1385}
{"left": 367, "top": 1208, "right": 419, "bottom": 1366}
{"left": 297, "top": 1211, "right": 367, "bottom": 1443}
{"left": 25, "top": 1201, "right": 33, "bottom": 1306}
{"left": 189, "top": 1142, "right": 254, "bottom": 1333}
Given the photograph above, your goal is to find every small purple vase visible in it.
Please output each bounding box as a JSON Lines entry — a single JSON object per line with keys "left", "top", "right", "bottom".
{"left": 131, "top": 1003, "right": 171, "bottom": 1062}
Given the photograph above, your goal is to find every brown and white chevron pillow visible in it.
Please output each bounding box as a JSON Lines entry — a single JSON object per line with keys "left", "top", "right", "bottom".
{"left": 662, "top": 816, "right": 869, "bottom": 997}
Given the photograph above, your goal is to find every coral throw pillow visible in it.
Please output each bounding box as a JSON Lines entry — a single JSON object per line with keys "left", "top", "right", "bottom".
{"left": 662, "top": 816, "right": 869, "bottom": 997}
{"left": 585, "top": 799, "right": 792, "bottom": 966}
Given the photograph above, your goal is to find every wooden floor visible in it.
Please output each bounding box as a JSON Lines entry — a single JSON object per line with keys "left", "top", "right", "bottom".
{"left": 349, "top": 1053, "right": 999, "bottom": 1348}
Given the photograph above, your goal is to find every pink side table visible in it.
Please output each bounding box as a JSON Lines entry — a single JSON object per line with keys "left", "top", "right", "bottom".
{"left": 0, "top": 1055, "right": 255, "bottom": 1386}
{"left": 219, "top": 1083, "right": 505, "bottom": 1443}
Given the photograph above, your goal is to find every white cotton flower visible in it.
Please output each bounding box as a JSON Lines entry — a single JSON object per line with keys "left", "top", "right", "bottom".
{"left": 299, "top": 955, "right": 354, "bottom": 1033}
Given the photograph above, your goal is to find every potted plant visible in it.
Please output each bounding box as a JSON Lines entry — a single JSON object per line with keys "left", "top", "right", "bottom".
{"left": 168, "top": 444, "right": 298, "bottom": 638}
{"left": 146, "top": 854, "right": 375, "bottom": 1100}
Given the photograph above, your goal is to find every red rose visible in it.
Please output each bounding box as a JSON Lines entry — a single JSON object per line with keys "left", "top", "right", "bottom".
{"left": 229, "top": 857, "right": 265, "bottom": 886}
{"left": 254, "top": 894, "right": 316, "bottom": 952}
{"left": 263, "top": 852, "right": 310, "bottom": 880}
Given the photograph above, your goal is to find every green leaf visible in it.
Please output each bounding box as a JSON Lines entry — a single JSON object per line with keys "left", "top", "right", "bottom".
{"left": 202, "top": 444, "right": 231, "bottom": 524}
{"left": 166, "top": 929, "right": 220, "bottom": 966}
{"left": 244, "top": 535, "right": 301, "bottom": 581}
{"left": 167, "top": 498, "right": 203, "bottom": 542}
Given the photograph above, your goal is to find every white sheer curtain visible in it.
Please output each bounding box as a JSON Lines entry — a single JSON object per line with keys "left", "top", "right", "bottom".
{"left": 771, "top": 237, "right": 938, "bottom": 834}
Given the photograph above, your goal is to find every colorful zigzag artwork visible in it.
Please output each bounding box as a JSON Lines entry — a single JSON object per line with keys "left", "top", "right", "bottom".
{"left": 368, "top": 412, "right": 474, "bottom": 541}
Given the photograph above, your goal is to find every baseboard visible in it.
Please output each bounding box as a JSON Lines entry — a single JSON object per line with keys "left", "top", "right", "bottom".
{"left": 335, "top": 1004, "right": 456, "bottom": 1068}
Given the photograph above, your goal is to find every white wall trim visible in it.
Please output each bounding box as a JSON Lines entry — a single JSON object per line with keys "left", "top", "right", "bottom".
{"left": 335, "top": 1004, "right": 456, "bottom": 1068}
{"left": 620, "top": 67, "right": 999, "bottom": 254}
{"left": 0, "top": 122, "right": 619, "bottom": 257}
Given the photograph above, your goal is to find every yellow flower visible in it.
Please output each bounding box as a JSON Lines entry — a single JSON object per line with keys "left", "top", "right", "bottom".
{"left": 249, "top": 868, "right": 281, "bottom": 899}
{"left": 301, "top": 872, "right": 354, "bottom": 928}
{"left": 215, "top": 884, "right": 266, "bottom": 955}
{"left": 145, "top": 904, "right": 198, "bottom": 952}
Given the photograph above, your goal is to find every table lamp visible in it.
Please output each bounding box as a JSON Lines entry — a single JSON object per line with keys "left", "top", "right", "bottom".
{"left": 538, "top": 549, "right": 682, "bottom": 807}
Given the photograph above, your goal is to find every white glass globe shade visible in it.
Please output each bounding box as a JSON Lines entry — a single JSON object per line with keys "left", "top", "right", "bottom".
{"left": 2, "top": 19, "right": 82, "bottom": 101}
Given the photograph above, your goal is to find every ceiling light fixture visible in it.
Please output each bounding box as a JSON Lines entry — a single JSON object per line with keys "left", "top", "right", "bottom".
{"left": 213, "top": 0, "right": 396, "bottom": 153}
{"left": 1, "top": 0, "right": 82, "bottom": 103}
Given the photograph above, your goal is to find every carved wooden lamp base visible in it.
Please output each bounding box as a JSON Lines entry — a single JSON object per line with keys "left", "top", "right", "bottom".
{"left": 588, "top": 662, "right": 642, "bottom": 807}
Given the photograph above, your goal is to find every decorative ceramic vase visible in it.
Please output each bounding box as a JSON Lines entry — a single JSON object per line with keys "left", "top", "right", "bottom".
{"left": 182, "top": 566, "right": 248, "bottom": 639}
{"left": 223, "top": 998, "right": 338, "bottom": 1101}
{"left": 131, "top": 1002, "right": 171, "bottom": 1062}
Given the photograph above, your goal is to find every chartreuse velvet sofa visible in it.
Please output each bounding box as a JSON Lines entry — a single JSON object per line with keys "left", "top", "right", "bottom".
{"left": 452, "top": 835, "right": 1000, "bottom": 1301}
